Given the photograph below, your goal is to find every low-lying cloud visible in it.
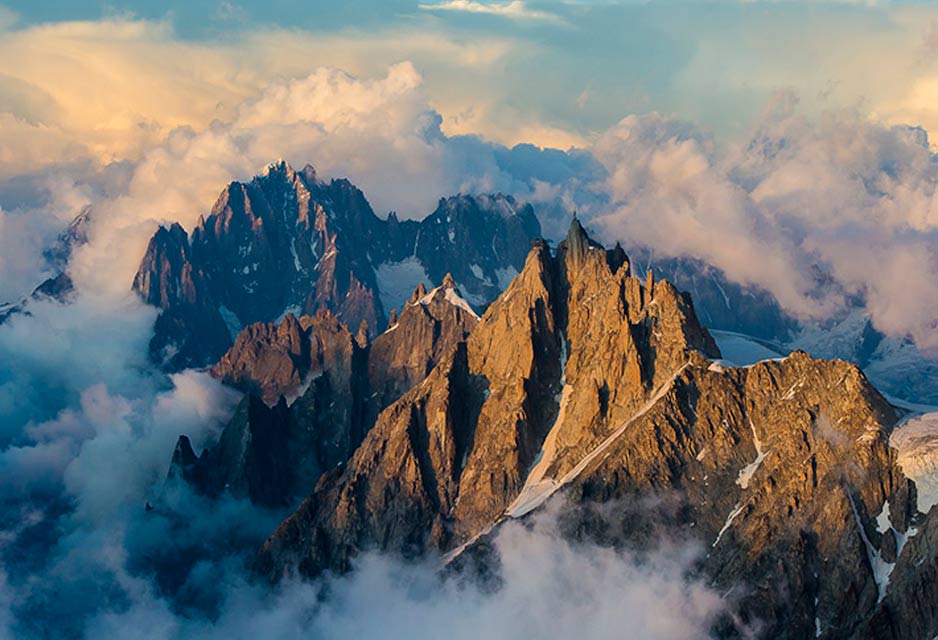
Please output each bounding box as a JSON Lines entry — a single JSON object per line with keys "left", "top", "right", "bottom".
{"left": 4, "top": 489, "right": 724, "bottom": 639}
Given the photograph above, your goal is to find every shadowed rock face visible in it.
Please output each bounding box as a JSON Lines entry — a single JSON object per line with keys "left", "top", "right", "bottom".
{"left": 566, "top": 352, "right": 912, "bottom": 639}
{"left": 168, "top": 279, "right": 479, "bottom": 508}
{"left": 132, "top": 161, "right": 540, "bottom": 370}
{"left": 132, "top": 223, "right": 232, "bottom": 369}
{"left": 247, "top": 220, "right": 938, "bottom": 639}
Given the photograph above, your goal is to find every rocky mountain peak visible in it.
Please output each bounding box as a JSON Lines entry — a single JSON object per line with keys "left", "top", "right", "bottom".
{"left": 411, "top": 282, "right": 427, "bottom": 302}
{"left": 134, "top": 166, "right": 542, "bottom": 369}
{"left": 560, "top": 212, "right": 592, "bottom": 262}
{"left": 249, "top": 218, "right": 934, "bottom": 639}
{"left": 255, "top": 220, "right": 724, "bottom": 573}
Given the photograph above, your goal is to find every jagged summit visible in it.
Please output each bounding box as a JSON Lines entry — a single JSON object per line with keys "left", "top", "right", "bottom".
{"left": 256, "top": 221, "right": 724, "bottom": 573}
{"left": 559, "top": 211, "right": 594, "bottom": 260}
{"left": 557, "top": 214, "right": 629, "bottom": 277}
{"left": 132, "top": 162, "right": 542, "bottom": 369}
{"left": 244, "top": 221, "right": 938, "bottom": 638}
{"left": 262, "top": 159, "right": 317, "bottom": 185}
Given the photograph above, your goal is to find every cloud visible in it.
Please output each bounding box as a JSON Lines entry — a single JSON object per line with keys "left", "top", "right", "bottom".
{"left": 418, "top": 1, "right": 563, "bottom": 23}
{"left": 0, "top": 18, "right": 521, "bottom": 172}
{"left": 79, "top": 506, "right": 723, "bottom": 640}
{"left": 592, "top": 105, "right": 938, "bottom": 350}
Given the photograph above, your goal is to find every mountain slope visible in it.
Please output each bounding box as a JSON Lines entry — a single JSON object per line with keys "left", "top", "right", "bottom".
{"left": 250, "top": 220, "right": 936, "bottom": 639}
{"left": 168, "top": 278, "right": 479, "bottom": 508}
{"left": 255, "top": 218, "right": 721, "bottom": 576}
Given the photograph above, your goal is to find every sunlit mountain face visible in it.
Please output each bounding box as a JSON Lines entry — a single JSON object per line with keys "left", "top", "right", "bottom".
{"left": 3, "top": 2, "right": 938, "bottom": 639}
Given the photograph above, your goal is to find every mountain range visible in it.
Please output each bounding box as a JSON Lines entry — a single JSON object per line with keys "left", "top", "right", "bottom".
{"left": 131, "top": 160, "right": 538, "bottom": 370}
{"left": 3, "top": 161, "right": 938, "bottom": 638}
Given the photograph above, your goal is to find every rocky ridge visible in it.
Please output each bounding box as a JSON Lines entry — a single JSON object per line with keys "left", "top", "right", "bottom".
{"left": 132, "top": 161, "right": 539, "bottom": 369}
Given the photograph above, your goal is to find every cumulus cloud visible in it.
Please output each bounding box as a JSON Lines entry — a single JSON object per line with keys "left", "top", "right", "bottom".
{"left": 0, "top": 17, "right": 522, "bottom": 175}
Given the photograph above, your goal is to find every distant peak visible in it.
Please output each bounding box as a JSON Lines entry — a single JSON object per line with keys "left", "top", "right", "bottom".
{"left": 442, "top": 272, "right": 456, "bottom": 288}
{"left": 264, "top": 158, "right": 293, "bottom": 175}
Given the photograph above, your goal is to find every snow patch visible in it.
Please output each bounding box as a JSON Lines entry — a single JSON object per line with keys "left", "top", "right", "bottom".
{"left": 848, "top": 493, "right": 895, "bottom": 603}
{"left": 876, "top": 500, "right": 891, "bottom": 535}
{"left": 506, "top": 335, "right": 570, "bottom": 518}
{"left": 290, "top": 239, "right": 302, "bottom": 272}
{"left": 375, "top": 258, "right": 431, "bottom": 316}
{"left": 711, "top": 330, "right": 787, "bottom": 366}
{"left": 782, "top": 379, "right": 805, "bottom": 400}
{"left": 736, "top": 421, "right": 769, "bottom": 490}
{"left": 418, "top": 284, "right": 480, "bottom": 319}
{"left": 507, "top": 362, "right": 692, "bottom": 519}
{"left": 891, "top": 412, "right": 938, "bottom": 512}
{"left": 712, "top": 502, "right": 746, "bottom": 548}
{"left": 707, "top": 359, "right": 736, "bottom": 373}
{"left": 495, "top": 265, "right": 520, "bottom": 290}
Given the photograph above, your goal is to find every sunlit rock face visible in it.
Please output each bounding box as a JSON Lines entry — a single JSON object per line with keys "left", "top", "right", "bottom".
{"left": 242, "top": 220, "right": 938, "bottom": 639}
{"left": 131, "top": 161, "right": 540, "bottom": 370}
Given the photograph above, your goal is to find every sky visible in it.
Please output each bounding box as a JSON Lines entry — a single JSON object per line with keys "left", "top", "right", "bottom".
{"left": 2, "top": 2, "right": 938, "bottom": 637}
{"left": 6, "top": 0, "right": 938, "bottom": 151}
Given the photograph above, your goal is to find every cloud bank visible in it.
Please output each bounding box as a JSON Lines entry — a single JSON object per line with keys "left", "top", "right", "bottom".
{"left": 591, "top": 103, "right": 938, "bottom": 350}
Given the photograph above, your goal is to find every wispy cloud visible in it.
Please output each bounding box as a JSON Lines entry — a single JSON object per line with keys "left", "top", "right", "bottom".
{"left": 418, "top": 0, "right": 563, "bottom": 23}
{"left": 0, "top": 5, "right": 17, "bottom": 31}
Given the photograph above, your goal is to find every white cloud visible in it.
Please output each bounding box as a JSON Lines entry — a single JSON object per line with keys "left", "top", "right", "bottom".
{"left": 418, "top": 0, "right": 563, "bottom": 23}
{"left": 82, "top": 506, "right": 723, "bottom": 640}
{"left": 592, "top": 107, "right": 938, "bottom": 350}
{"left": 0, "top": 18, "right": 520, "bottom": 172}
